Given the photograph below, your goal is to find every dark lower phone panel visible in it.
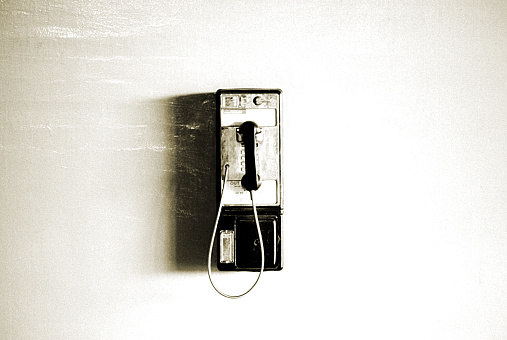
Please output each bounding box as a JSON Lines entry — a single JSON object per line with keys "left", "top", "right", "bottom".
{"left": 217, "top": 210, "right": 283, "bottom": 271}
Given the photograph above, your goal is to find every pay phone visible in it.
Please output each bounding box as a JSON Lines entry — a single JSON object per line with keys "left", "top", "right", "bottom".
{"left": 208, "top": 89, "right": 283, "bottom": 298}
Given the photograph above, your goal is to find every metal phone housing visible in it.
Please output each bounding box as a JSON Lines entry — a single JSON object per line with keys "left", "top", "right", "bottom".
{"left": 216, "top": 89, "right": 283, "bottom": 271}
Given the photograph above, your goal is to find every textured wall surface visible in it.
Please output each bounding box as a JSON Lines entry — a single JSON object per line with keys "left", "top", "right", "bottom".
{"left": 1, "top": 0, "right": 506, "bottom": 339}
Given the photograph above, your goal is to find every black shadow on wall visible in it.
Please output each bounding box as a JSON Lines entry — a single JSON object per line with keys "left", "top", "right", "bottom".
{"left": 164, "top": 92, "right": 218, "bottom": 271}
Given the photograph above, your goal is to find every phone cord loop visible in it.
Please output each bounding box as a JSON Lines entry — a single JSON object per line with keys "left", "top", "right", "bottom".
{"left": 207, "top": 164, "right": 265, "bottom": 299}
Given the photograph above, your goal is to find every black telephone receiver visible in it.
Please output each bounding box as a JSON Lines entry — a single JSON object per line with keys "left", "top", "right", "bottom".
{"left": 215, "top": 89, "right": 283, "bottom": 271}
{"left": 237, "top": 120, "right": 261, "bottom": 191}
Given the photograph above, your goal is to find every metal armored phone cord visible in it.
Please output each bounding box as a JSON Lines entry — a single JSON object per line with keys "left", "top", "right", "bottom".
{"left": 207, "top": 164, "right": 265, "bottom": 299}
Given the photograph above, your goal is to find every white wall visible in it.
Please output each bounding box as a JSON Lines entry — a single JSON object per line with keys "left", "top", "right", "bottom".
{"left": 1, "top": 0, "right": 506, "bottom": 339}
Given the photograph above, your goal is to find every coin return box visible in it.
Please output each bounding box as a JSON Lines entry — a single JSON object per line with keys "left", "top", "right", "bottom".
{"left": 217, "top": 215, "right": 282, "bottom": 271}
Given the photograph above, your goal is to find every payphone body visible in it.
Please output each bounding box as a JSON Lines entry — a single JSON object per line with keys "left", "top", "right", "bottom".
{"left": 216, "top": 89, "right": 283, "bottom": 271}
